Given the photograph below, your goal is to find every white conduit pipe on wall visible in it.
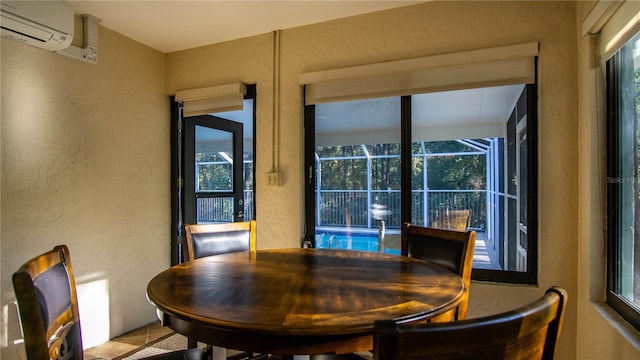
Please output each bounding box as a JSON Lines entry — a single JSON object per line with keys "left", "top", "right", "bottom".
{"left": 269, "top": 30, "right": 282, "bottom": 186}
{"left": 59, "top": 14, "right": 101, "bottom": 64}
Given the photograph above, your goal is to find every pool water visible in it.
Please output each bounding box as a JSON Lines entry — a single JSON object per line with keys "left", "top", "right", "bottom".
{"left": 315, "top": 231, "right": 401, "bottom": 255}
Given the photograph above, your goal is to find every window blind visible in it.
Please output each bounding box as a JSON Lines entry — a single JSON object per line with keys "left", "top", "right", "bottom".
{"left": 585, "top": 0, "right": 640, "bottom": 60}
{"left": 300, "top": 42, "right": 538, "bottom": 105}
{"left": 175, "top": 83, "right": 247, "bottom": 117}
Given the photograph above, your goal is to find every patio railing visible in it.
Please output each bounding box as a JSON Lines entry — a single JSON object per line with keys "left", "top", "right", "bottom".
{"left": 195, "top": 189, "right": 486, "bottom": 231}
{"left": 318, "top": 189, "right": 486, "bottom": 230}
{"left": 196, "top": 190, "right": 255, "bottom": 223}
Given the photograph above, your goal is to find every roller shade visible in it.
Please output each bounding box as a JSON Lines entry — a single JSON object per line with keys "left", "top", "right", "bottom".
{"left": 300, "top": 42, "right": 538, "bottom": 105}
{"left": 175, "top": 83, "right": 247, "bottom": 117}
{"left": 596, "top": 0, "right": 640, "bottom": 60}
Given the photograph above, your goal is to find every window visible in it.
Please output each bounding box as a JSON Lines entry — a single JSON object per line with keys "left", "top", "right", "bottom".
{"left": 606, "top": 31, "right": 640, "bottom": 332}
{"left": 304, "top": 84, "right": 537, "bottom": 283}
{"left": 302, "top": 43, "right": 538, "bottom": 283}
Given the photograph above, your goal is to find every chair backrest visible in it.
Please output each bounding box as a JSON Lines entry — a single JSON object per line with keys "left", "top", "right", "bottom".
{"left": 183, "top": 220, "right": 257, "bottom": 261}
{"left": 401, "top": 223, "right": 476, "bottom": 320}
{"left": 373, "top": 286, "right": 568, "bottom": 360}
{"left": 13, "top": 245, "right": 83, "bottom": 360}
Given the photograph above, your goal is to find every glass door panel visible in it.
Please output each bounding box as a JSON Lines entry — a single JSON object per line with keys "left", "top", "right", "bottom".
{"left": 411, "top": 87, "right": 523, "bottom": 271}
{"left": 195, "top": 126, "right": 234, "bottom": 222}
{"left": 184, "top": 116, "right": 243, "bottom": 224}
{"left": 313, "top": 97, "right": 401, "bottom": 253}
{"left": 516, "top": 116, "right": 528, "bottom": 271}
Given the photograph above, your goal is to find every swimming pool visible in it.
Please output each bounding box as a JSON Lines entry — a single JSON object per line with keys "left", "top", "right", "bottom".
{"left": 315, "top": 229, "right": 401, "bottom": 255}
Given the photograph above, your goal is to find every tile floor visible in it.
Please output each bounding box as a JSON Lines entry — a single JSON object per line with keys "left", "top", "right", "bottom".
{"left": 84, "top": 321, "right": 174, "bottom": 359}
{"left": 84, "top": 322, "right": 372, "bottom": 360}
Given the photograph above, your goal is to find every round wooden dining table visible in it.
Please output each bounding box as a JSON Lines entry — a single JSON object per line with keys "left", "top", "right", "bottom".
{"left": 146, "top": 248, "right": 464, "bottom": 356}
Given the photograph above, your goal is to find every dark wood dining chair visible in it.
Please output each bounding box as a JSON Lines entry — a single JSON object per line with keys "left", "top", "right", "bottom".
{"left": 401, "top": 223, "right": 476, "bottom": 322}
{"left": 313, "top": 225, "right": 478, "bottom": 360}
{"left": 183, "top": 221, "right": 258, "bottom": 359}
{"left": 12, "top": 245, "right": 207, "bottom": 360}
{"left": 183, "top": 220, "right": 257, "bottom": 261}
{"left": 373, "top": 286, "right": 568, "bottom": 360}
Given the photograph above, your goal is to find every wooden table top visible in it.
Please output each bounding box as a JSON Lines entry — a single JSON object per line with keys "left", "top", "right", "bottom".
{"left": 146, "top": 248, "right": 464, "bottom": 355}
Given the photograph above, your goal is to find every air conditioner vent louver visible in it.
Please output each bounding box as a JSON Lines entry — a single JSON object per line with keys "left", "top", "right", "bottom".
{"left": 0, "top": 1, "right": 73, "bottom": 52}
{"left": 1, "top": 14, "right": 54, "bottom": 43}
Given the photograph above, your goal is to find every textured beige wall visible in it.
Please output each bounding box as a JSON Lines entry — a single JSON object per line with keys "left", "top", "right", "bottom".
{"left": 1, "top": 26, "right": 168, "bottom": 358}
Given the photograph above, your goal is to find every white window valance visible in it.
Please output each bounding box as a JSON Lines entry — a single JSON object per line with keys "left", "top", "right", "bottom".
{"left": 175, "top": 83, "right": 247, "bottom": 117}
{"left": 300, "top": 42, "right": 539, "bottom": 105}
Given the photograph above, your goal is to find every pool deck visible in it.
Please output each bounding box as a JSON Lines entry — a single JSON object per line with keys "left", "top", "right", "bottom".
{"left": 471, "top": 231, "right": 501, "bottom": 270}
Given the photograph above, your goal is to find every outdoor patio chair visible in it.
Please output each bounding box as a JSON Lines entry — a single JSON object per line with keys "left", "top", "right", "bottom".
{"left": 402, "top": 223, "right": 476, "bottom": 321}
{"left": 432, "top": 209, "right": 471, "bottom": 230}
{"left": 373, "top": 286, "right": 568, "bottom": 360}
{"left": 12, "top": 245, "right": 207, "bottom": 360}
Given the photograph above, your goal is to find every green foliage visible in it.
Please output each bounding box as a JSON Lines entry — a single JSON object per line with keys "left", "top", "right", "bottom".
{"left": 198, "top": 163, "right": 232, "bottom": 191}
{"left": 316, "top": 140, "right": 487, "bottom": 229}
{"left": 423, "top": 140, "right": 477, "bottom": 154}
{"left": 195, "top": 151, "right": 254, "bottom": 191}
{"left": 426, "top": 154, "right": 486, "bottom": 190}
{"left": 317, "top": 141, "right": 486, "bottom": 191}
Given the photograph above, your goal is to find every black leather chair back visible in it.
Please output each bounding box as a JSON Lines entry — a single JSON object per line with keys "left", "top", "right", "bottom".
{"left": 192, "top": 230, "right": 251, "bottom": 258}
{"left": 184, "top": 221, "right": 257, "bottom": 261}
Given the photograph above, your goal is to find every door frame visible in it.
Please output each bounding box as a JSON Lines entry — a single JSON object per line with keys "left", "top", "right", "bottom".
{"left": 171, "top": 85, "right": 256, "bottom": 265}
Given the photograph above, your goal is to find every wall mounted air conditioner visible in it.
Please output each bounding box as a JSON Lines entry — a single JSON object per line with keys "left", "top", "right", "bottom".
{"left": 1, "top": 0, "right": 74, "bottom": 52}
